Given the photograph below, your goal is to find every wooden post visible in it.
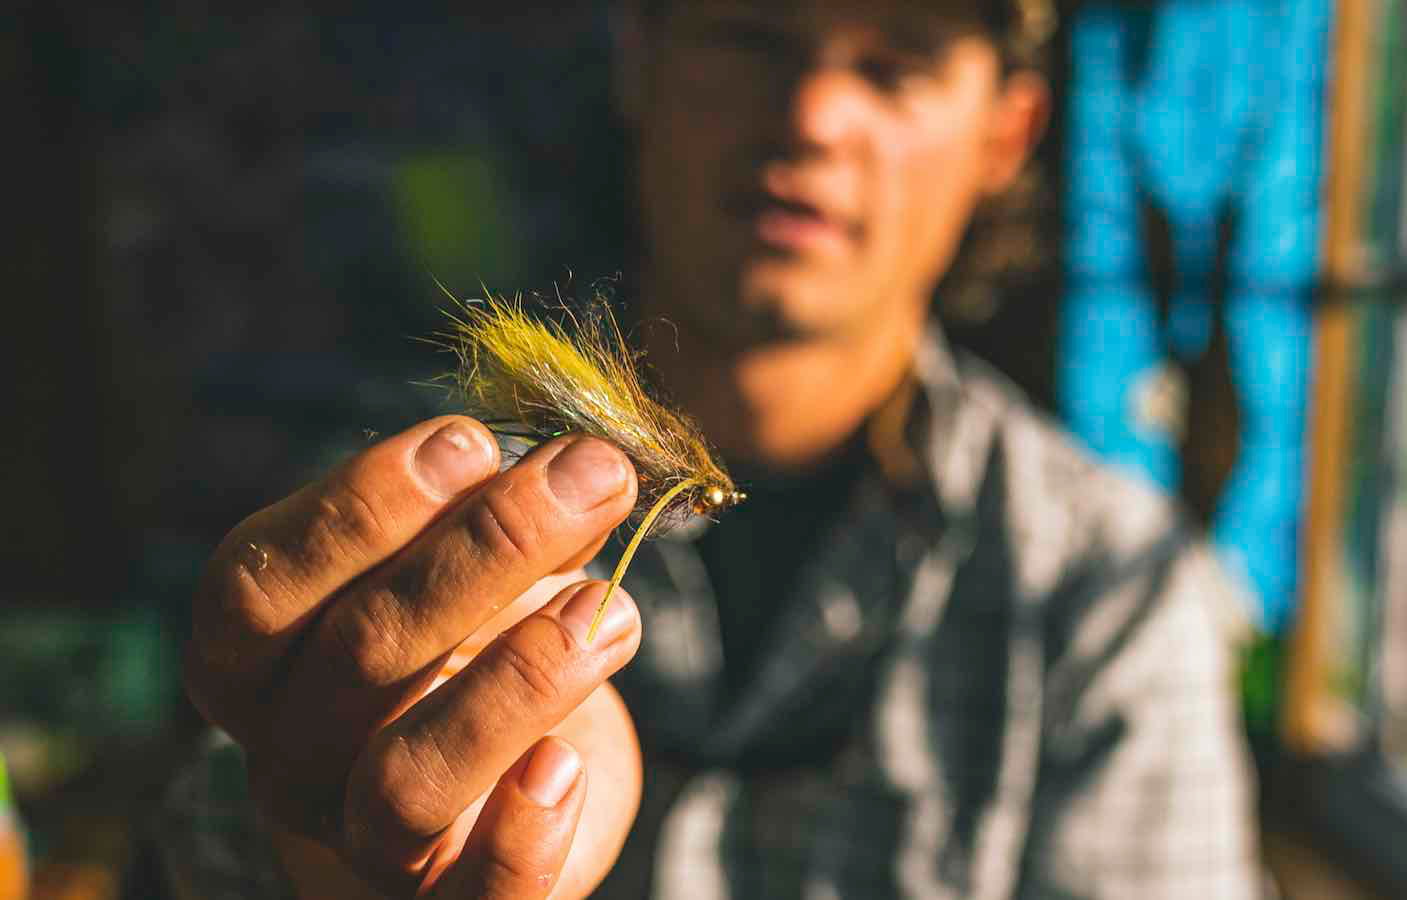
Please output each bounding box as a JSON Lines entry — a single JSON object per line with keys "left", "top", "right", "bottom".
{"left": 1284, "top": 0, "right": 1378, "bottom": 753}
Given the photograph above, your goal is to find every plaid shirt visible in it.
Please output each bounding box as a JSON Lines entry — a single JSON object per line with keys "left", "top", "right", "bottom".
{"left": 156, "top": 328, "right": 1263, "bottom": 898}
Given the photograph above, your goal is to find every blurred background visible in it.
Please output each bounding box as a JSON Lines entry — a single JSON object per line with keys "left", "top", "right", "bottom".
{"left": 1, "top": 1, "right": 1404, "bottom": 897}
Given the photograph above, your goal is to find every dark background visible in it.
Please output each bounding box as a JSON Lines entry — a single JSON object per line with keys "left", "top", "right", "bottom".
{"left": 3, "top": 4, "right": 1367, "bottom": 898}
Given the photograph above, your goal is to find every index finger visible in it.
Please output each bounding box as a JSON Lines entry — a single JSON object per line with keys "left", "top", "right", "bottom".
{"left": 186, "top": 416, "right": 500, "bottom": 735}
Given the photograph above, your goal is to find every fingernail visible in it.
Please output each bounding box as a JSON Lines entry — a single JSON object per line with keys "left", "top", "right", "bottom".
{"left": 545, "top": 438, "right": 629, "bottom": 513}
{"left": 519, "top": 738, "right": 581, "bottom": 808}
{"left": 558, "top": 582, "right": 636, "bottom": 648}
{"left": 415, "top": 422, "right": 493, "bottom": 499}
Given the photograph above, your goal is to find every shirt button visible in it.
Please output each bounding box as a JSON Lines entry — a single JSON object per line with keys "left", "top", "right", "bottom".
{"left": 820, "top": 586, "right": 863, "bottom": 642}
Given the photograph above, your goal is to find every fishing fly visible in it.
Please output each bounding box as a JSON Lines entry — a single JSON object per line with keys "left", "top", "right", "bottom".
{"left": 434, "top": 285, "right": 744, "bottom": 642}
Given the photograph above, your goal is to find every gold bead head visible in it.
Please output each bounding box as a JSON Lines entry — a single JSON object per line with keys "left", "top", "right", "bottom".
{"left": 693, "top": 484, "right": 746, "bottom": 515}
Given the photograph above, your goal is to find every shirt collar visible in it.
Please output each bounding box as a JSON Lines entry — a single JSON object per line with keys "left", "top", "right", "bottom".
{"left": 912, "top": 322, "right": 1000, "bottom": 522}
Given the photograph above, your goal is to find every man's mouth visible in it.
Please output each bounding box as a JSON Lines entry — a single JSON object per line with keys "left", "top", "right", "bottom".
{"left": 729, "top": 190, "right": 858, "bottom": 256}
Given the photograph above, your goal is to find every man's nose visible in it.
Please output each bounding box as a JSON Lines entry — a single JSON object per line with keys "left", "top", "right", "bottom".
{"left": 782, "top": 64, "right": 870, "bottom": 154}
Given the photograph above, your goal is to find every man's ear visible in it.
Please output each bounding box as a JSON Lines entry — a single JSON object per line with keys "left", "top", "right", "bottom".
{"left": 981, "top": 71, "right": 1050, "bottom": 194}
{"left": 611, "top": 2, "right": 647, "bottom": 127}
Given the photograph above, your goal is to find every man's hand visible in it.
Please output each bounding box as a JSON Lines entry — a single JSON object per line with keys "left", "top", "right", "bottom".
{"left": 183, "top": 415, "right": 644, "bottom": 898}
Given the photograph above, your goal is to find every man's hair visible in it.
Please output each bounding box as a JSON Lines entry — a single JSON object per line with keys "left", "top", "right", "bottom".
{"left": 970, "top": 0, "right": 1059, "bottom": 70}
{"left": 638, "top": 0, "right": 1057, "bottom": 71}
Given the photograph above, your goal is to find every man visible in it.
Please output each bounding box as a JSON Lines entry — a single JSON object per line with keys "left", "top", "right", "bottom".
{"left": 172, "top": 1, "right": 1261, "bottom": 897}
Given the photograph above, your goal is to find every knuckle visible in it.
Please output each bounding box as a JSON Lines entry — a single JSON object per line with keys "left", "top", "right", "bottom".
{"left": 326, "top": 596, "right": 407, "bottom": 687}
{"left": 493, "top": 637, "right": 568, "bottom": 709}
{"left": 188, "top": 546, "right": 285, "bottom": 672}
{"left": 465, "top": 483, "right": 543, "bottom": 570}
{"left": 350, "top": 734, "right": 454, "bottom": 844}
{"left": 308, "top": 477, "right": 394, "bottom": 567}
{"left": 222, "top": 576, "right": 283, "bottom": 641}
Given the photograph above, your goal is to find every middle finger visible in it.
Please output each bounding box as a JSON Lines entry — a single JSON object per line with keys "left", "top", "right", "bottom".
{"left": 271, "top": 435, "right": 637, "bottom": 762}
{"left": 343, "top": 579, "right": 639, "bottom": 885}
